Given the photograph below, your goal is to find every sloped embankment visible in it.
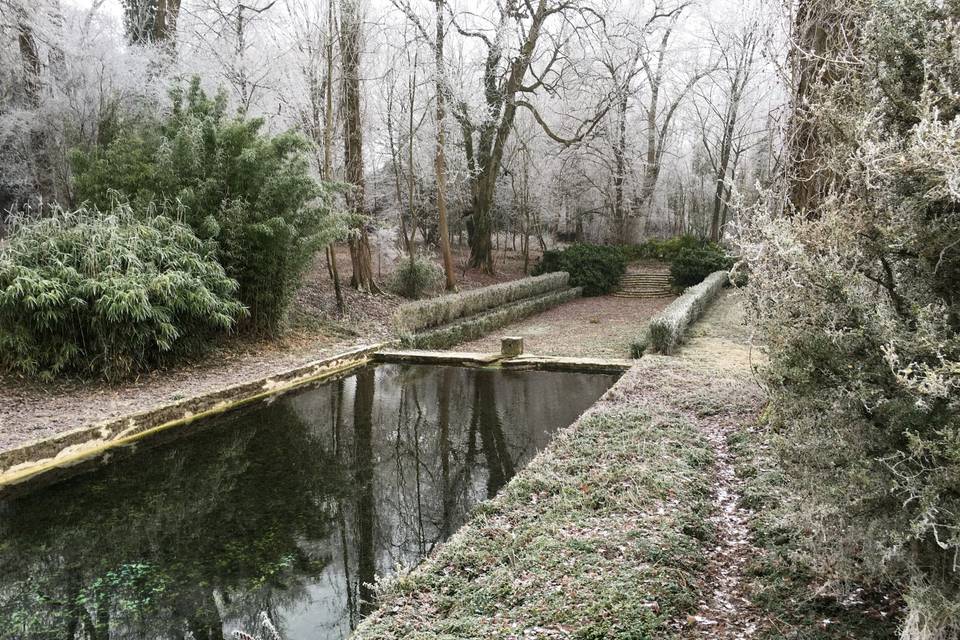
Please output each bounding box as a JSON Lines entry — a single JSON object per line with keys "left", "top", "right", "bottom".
{"left": 353, "top": 358, "right": 766, "bottom": 639}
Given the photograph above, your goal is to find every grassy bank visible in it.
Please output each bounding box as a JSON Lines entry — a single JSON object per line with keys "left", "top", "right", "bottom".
{"left": 353, "top": 361, "right": 763, "bottom": 639}
{"left": 728, "top": 424, "right": 904, "bottom": 638}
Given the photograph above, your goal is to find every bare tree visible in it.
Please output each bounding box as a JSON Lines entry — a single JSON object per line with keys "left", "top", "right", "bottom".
{"left": 695, "top": 21, "right": 761, "bottom": 241}
{"left": 340, "top": 0, "right": 380, "bottom": 292}
{"left": 636, "top": 7, "right": 710, "bottom": 218}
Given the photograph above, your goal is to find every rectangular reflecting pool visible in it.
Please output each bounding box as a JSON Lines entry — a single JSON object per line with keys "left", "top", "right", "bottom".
{"left": 0, "top": 363, "right": 618, "bottom": 640}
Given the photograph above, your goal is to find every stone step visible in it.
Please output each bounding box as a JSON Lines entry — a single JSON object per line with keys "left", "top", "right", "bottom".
{"left": 612, "top": 292, "right": 673, "bottom": 299}
{"left": 618, "top": 291, "right": 672, "bottom": 296}
{"left": 621, "top": 277, "right": 671, "bottom": 283}
{"left": 617, "top": 284, "right": 673, "bottom": 291}
{"left": 617, "top": 288, "right": 672, "bottom": 294}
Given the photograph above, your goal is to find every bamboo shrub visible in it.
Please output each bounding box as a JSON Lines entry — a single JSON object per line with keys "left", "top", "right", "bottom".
{"left": 0, "top": 205, "right": 246, "bottom": 381}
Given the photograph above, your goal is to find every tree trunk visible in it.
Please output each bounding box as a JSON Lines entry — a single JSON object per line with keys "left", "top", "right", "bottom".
{"left": 613, "top": 90, "right": 629, "bottom": 241}
{"left": 435, "top": 0, "right": 456, "bottom": 290}
{"left": 325, "top": 1, "right": 345, "bottom": 312}
{"left": 340, "top": 0, "right": 380, "bottom": 293}
{"left": 17, "top": 10, "right": 58, "bottom": 206}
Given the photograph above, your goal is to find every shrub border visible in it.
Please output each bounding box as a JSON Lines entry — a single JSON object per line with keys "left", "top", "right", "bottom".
{"left": 644, "top": 270, "right": 728, "bottom": 355}
{"left": 403, "top": 286, "right": 581, "bottom": 349}
{"left": 393, "top": 272, "right": 570, "bottom": 334}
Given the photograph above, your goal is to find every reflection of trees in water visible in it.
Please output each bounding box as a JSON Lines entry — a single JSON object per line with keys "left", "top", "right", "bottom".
{"left": 0, "top": 403, "right": 344, "bottom": 640}
{"left": 0, "top": 365, "right": 613, "bottom": 640}
{"left": 353, "top": 368, "right": 376, "bottom": 616}
{"left": 373, "top": 368, "right": 524, "bottom": 569}
{"left": 472, "top": 371, "right": 516, "bottom": 499}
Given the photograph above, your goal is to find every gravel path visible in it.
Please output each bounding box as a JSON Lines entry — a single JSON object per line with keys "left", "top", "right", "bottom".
{"left": 458, "top": 294, "right": 674, "bottom": 358}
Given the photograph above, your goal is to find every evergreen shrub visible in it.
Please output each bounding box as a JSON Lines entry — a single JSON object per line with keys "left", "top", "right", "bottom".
{"left": 533, "top": 244, "right": 626, "bottom": 296}
{"left": 670, "top": 246, "right": 734, "bottom": 288}
{"left": 739, "top": 1, "right": 960, "bottom": 632}
{"left": 388, "top": 257, "right": 443, "bottom": 300}
{"left": 0, "top": 206, "right": 245, "bottom": 381}
{"left": 72, "top": 77, "right": 342, "bottom": 334}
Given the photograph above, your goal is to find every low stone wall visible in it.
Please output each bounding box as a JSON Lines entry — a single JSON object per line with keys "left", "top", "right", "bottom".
{"left": 0, "top": 342, "right": 393, "bottom": 494}
{"left": 404, "top": 287, "right": 582, "bottom": 349}
{"left": 393, "top": 272, "right": 571, "bottom": 334}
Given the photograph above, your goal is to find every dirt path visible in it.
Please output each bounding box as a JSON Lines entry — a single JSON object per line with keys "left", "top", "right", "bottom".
{"left": 676, "top": 289, "right": 765, "bottom": 638}
{"left": 680, "top": 409, "right": 762, "bottom": 639}
{"left": 0, "top": 333, "right": 381, "bottom": 454}
{"left": 458, "top": 294, "right": 674, "bottom": 358}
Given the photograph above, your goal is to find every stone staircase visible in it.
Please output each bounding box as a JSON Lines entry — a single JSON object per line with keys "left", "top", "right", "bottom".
{"left": 612, "top": 269, "right": 673, "bottom": 298}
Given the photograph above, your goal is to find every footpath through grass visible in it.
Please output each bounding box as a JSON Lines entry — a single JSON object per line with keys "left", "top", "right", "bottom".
{"left": 356, "top": 290, "right": 901, "bottom": 638}
{"left": 353, "top": 359, "right": 764, "bottom": 639}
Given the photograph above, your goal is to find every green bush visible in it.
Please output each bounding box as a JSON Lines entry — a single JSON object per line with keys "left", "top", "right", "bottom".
{"left": 388, "top": 256, "right": 443, "bottom": 299}
{"left": 0, "top": 206, "right": 245, "bottom": 381}
{"left": 739, "top": 0, "right": 960, "bottom": 633}
{"left": 622, "top": 235, "right": 704, "bottom": 262}
{"left": 670, "top": 246, "right": 734, "bottom": 288}
{"left": 72, "top": 77, "right": 342, "bottom": 334}
{"left": 533, "top": 244, "right": 626, "bottom": 296}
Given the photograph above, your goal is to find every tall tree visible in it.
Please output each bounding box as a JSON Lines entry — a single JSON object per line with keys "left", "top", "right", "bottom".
{"left": 636, "top": 9, "right": 709, "bottom": 217}
{"left": 340, "top": 0, "right": 380, "bottom": 292}
{"left": 451, "top": 0, "right": 608, "bottom": 272}
{"left": 432, "top": 0, "right": 456, "bottom": 289}
{"left": 701, "top": 22, "right": 761, "bottom": 242}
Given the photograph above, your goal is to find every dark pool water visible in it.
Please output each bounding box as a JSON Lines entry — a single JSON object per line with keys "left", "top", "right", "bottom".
{"left": 0, "top": 364, "right": 617, "bottom": 640}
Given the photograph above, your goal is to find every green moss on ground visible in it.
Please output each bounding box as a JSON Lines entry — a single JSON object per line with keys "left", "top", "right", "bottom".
{"left": 727, "top": 426, "right": 903, "bottom": 638}
{"left": 353, "top": 364, "right": 720, "bottom": 639}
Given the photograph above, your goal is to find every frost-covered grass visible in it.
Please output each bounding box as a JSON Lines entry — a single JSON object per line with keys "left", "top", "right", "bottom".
{"left": 404, "top": 287, "right": 580, "bottom": 349}
{"left": 393, "top": 272, "right": 570, "bottom": 334}
{"left": 727, "top": 425, "right": 903, "bottom": 638}
{"left": 647, "top": 270, "right": 727, "bottom": 354}
{"left": 352, "top": 361, "right": 736, "bottom": 639}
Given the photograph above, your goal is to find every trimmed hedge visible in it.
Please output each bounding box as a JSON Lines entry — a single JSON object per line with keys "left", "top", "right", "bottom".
{"left": 533, "top": 244, "right": 626, "bottom": 296}
{"left": 405, "top": 287, "right": 581, "bottom": 349}
{"left": 620, "top": 235, "right": 704, "bottom": 262}
{"left": 647, "top": 271, "right": 728, "bottom": 355}
{"left": 393, "top": 272, "right": 569, "bottom": 334}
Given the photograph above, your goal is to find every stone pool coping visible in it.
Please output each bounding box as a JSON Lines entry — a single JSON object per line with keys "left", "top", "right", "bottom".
{"left": 0, "top": 342, "right": 393, "bottom": 493}
{"left": 373, "top": 349, "right": 634, "bottom": 374}
{"left": 0, "top": 345, "right": 635, "bottom": 495}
